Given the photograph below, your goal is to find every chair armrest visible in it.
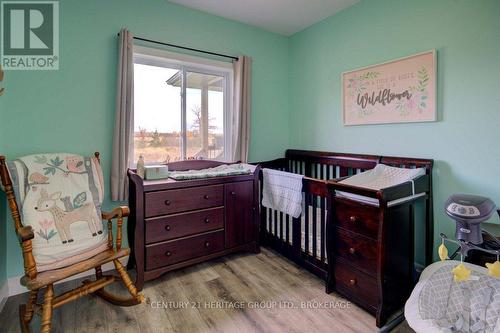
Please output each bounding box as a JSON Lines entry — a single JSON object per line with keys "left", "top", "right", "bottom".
{"left": 16, "top": 226, "right": 38, "bottom": 278}
{"left": 17, "top": 226, "right": 34, "bottom": 242}
{"left": 101, "top": 206, "right": 130, "bottom": 251}
{"left": 102, "top": 206, "right": 130, "bottom": 220}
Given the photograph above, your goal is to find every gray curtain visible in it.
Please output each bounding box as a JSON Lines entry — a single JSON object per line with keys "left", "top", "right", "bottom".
{"left": 111, "top": 29, "right": 134, "bottom": 201}
{"left": 232, "top": 56, "right": 252, "bottom": 163}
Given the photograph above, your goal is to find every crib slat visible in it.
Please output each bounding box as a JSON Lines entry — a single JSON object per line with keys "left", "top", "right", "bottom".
{"left": 292, "top": 216, "right": 301, "bottom": 257}
{"left": 268, "top": 208, "right": 272, "bottom": 234}
{"left": 267, "top": 208, "right": 271, "bottom": 235}
{"left": 262, "top": 206, "right": 268, "bottom": 243}
{"left": 305, "top": 162, "right": 312, "bottom": 177}
{"left": 320, "top": 196, "right": 326, "bottom": 263}
{"left": 279, "top": 211, "right": 284, "bottom": 241}
{"left": 285, "top": 214, "right": 290, "bottom": 244}
{"left": 274, "top": 209, "right": 278, "bottom": 239}
{"left": 304, "top": 193, "right": 310, "bottom": 255}
{"left": 312, "top": 195, "right": 318, "bottom": 259}
{"left": 339, "top": 166, "right": 348, "bottom": 177}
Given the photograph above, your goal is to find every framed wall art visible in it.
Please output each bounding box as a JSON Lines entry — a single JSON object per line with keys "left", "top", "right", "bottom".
{"left": 342, "top": 50, "right": 436, "bottom": 125}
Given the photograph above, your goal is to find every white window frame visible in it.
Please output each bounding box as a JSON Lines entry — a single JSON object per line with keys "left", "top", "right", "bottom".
{"left": 133, "top": 45, "right": 234, "bottom": 162}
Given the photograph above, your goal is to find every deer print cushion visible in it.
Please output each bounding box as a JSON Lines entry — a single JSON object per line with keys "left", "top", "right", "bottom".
{"left": 6, "top": 153, "right": 108, "bottom": 272}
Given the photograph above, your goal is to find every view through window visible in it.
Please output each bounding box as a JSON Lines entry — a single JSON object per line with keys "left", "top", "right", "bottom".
{"left": 133, "top": 54, "right": 230, "bottom": 165}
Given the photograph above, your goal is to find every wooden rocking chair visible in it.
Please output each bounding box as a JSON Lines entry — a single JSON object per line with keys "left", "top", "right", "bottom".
{"left": 0, "top": 153, "right": 144, "bottom": 333}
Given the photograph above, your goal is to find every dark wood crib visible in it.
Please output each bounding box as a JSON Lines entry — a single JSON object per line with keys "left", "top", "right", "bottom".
{"left": 258, "top": 149, "right": 434, "bottom": 327}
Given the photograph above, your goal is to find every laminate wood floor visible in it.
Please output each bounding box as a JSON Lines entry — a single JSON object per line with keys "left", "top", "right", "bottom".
{"left": 0, "top": 248, "right": 414, "bottom": 333}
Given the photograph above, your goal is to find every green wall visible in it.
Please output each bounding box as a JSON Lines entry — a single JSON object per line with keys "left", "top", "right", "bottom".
{"left": 0, "top": 0, "right": 290, "bottom": 278}
{"left": 289, "top": 0, "right": 500, "bottom": 260}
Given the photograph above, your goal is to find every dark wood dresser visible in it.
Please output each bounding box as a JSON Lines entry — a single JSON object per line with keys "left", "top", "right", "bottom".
{"left": 128, "top": 160, "right": 260, "bottom": 290}
{"left": 327, "top": 156, "right": 433, "bottom": 327}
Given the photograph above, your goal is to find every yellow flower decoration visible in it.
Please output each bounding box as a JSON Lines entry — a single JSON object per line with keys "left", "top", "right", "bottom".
{"left": 438, "top": 243, "right": 449, "bottom": 261}
{"left": 485, "top": 261, "right": 500, "bottom": 278}
{"left": 452, "top": 263, "right": 471, "bottom": 282}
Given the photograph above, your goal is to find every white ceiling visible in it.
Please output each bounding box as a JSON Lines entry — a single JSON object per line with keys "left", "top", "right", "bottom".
{"left": 168, "top": 0, "right": 359, "bottom": 36}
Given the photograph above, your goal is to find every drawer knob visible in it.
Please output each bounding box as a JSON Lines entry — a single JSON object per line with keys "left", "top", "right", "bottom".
{"left": 231, "top": 191, "right": 236, "bottom": 196}
{"left": 349, "top": 215, "right": 357, "bottom": 223}
{"left": 165, "top": 200, "right": 171, "bottom": 206}
{"left": 348, "top": 247, "right": 356, "bottom": 255}
{"left": 349, "top": 278, "right": 357, "bottom": 286}
{"left": 165, "top": 251, "right": 172, "bottom": 257}
{"left": 204, "top": 218, "right": 210, "bottom": 223}
{"left": 205, "top": 241, "right": 210, "bottom": 248}
{"left": 165, "top": 225, "right": 171, "bottom": 231}
{"left": 204, "top": 195, "right": 209, "bottom": 199}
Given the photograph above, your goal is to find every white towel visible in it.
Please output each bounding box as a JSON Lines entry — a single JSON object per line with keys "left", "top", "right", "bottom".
{"left": 262, "top": 168, "right": 303, "bottom": 218}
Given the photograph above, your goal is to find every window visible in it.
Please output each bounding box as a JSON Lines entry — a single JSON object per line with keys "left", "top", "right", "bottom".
{"left": 133, "top": 46, "right": 233, "bottom": 164}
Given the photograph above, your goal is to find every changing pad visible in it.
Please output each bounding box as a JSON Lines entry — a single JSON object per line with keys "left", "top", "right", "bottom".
{"left": 336, "top": 163, "right": 426, "bottom": 206}
{"left": 168, "top": 163, "right": 255, "bottom": 180}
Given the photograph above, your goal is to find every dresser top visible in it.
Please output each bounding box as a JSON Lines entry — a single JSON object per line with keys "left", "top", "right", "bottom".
{"left": 128, "top": 159, "right": 259, "bottom": 192}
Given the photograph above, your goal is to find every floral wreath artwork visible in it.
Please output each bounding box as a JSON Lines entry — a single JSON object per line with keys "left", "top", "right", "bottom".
{"left": 343, "top": 50, "right": 436, "bottom": 125}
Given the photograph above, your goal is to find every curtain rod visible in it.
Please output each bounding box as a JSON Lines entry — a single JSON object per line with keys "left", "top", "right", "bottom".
{"left": 121, "top": 34, "right": 239, "bottom": 61}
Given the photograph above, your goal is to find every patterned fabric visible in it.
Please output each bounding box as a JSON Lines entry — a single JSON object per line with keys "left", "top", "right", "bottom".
{"left": 168, "top": 163, "right": 254, "bottom": 180}
{"left": 418, "top": 264, "right": 500, "bottom": 332}
{"left": 7, "top": 153, "right": 107, "bottom": 272}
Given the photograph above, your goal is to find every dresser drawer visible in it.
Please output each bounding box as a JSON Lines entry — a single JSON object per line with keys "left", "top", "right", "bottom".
{"left": 334, "top": 258, "right": 378, "bottom": 310}
{"left": 334, "top": 227, "right": 377, "bottom": 275}
{"left": 145, "top": 230, "right": 224, "bottom": 270}
{"left": 335, "top": 199, "right": 379, "bottom": 239}
{"left": 145, "top": 185, "right": 224, "bottom": 217}
{"left": 145, "top": 207, "right": 224, "bottom": 244}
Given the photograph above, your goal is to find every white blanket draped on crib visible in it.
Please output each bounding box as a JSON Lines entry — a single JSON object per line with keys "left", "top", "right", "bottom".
{"left": 262, "top": 168, "right": 303, "bottom": 218}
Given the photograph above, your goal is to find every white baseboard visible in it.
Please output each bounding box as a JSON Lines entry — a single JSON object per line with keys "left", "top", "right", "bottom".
{"left": 0, "top": 280, "right": 9, "bottom": 313}
{"left": 7, "top": 256, "right": 129, "bottom": 297}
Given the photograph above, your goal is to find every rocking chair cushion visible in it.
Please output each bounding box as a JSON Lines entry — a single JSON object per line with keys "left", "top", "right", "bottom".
{"left": 6, "top": 153, "right": 108, "bottom": 272}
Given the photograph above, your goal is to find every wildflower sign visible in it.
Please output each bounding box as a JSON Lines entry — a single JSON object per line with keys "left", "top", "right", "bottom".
{"left": 342, "top": 50, "right": 436, "bottom": 125}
